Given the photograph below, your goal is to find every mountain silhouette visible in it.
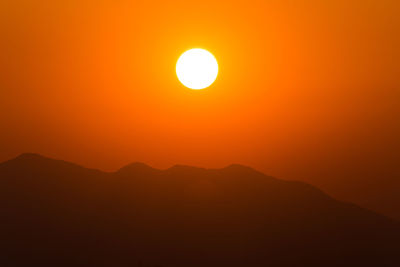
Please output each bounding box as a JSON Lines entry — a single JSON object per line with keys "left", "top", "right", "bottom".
{"left": 0, "top": 153, "right": 399, "bottom": 267}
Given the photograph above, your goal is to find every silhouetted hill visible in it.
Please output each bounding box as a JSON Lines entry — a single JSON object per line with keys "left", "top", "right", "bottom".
{"left": 0, "top": 154, "right": 399, "bottom": 267}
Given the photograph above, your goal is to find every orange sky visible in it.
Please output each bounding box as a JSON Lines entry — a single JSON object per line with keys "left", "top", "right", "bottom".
{"left": 1, "top": 0, "right": 399, "bottom": 213}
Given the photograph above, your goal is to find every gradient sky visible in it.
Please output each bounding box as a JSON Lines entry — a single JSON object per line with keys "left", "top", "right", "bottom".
{"left": 1, "top": 0, "right": 399, "bottom": 216}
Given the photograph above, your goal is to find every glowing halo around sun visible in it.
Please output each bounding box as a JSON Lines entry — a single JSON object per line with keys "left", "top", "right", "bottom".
{"left": 176, "top": 48, "right": 218, "bottom": 90}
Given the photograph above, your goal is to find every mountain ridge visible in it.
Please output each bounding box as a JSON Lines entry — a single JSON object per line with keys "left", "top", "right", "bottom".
{"left": 0, "top": 153, "right": 399, "bottom": 266}
{"left": 4, "top": 153, "right": 263, "bottom": 175}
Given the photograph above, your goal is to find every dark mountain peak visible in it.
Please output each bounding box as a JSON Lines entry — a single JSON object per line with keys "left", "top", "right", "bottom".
{"left": 168, "top": 164, "right": 253, "bottom": 173}
{"left": 221, "top": 163, "right": 269, "bottom": 177}
{"left": 14, "top": 152, "right": 47, "bottom": 161}
{"left": 117, "top": 162, "right": 158, "bottom": 175}
{"left": 0, "top": 153, "right": 101, "bottom": 175}
{"left": 4, "top": 153, "right": 66, "bottom": 167}
{"left": 223, "top": 163, "right": 257, "bottom": 172}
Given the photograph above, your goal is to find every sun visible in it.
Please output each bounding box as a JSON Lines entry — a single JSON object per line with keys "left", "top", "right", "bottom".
{"left": 176, "top": 48, "right": 218, "bottom": 90}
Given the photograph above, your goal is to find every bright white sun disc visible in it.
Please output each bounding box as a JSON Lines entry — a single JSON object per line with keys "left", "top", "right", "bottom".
{"left": 176, "top": 48, "right": 218, "bottom": 90}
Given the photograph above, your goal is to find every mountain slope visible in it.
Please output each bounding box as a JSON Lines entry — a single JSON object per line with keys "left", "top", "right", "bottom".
{"left": 0, "top": 154, "right": 399, "bottom": 267}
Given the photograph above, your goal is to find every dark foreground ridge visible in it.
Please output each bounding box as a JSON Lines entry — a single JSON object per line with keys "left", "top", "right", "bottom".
{"left": 0, "top": 153, "right": 399, "bottom": 267}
